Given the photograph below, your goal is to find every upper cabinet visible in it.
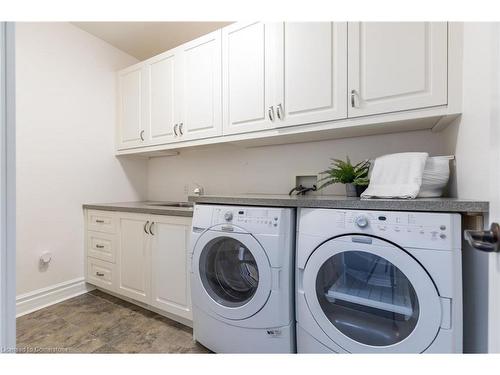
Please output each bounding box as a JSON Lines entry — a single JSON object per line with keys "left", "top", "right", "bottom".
{"left": 116, "top": 22, "right": 460, "bottom": 155}
{"left": 222, "top": 22, "right": 276, "bottom": 135}
{"left": 179, "top": 30, "right": 222, "bottom": 141}
{"left": 347, "top": 22, "right": 448, "bottom": 117}
{"left": 117, "top": 65, "right": 146, "bottom": 149}
{"left": 118, "top": 31, "right": 222, "bottom": 150}
{"left": 274, "top": 22, "right": 348, "bottom": 128}
{"left": 222, "top": 22, "right": 347, "bottom": 134}
{"left": 146, "top": 49, "right": 180, "bottom": 145}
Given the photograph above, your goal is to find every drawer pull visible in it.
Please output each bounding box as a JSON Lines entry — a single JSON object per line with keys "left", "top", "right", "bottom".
{"left": 96, "top": 272, "right": 105, "bottom": 277}
{"left": 95, "top": 219, "right": 105, "bottom": 223}
{"left": 95, "top": 244, "right": 105, "bottom": 249}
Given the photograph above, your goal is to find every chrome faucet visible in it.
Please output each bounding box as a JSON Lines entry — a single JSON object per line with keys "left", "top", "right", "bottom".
{"left": 193, "top": 183, "right": 204, "bottom": 196}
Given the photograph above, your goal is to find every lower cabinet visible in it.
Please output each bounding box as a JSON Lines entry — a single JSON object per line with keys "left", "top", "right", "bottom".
{"left": 150, "top": 215, "right": 192, "bottom": 320}
{"left": 84, "top": 209, "right": 193, "bottom": 322}
{"left": 117, "top": 214, "right": 151, "bottom": 304}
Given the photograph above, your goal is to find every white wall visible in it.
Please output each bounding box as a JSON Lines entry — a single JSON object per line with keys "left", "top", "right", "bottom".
{"left": 148, "top": 130, "right": 448, "bottom": 201}
{"left": 15, "top": 23, "right": 148, "bottom": 296}
{"left": 441, "top": 22, "right": 500, "bottom": 353}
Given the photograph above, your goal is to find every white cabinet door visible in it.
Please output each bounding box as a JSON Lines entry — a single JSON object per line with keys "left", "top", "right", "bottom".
{"left": 117, "top": 214, "right": 150, "bottom": 304}
{"left": 222, "top": 22, "right": 276, "bottom": 135}
{"left": 179, "top": 30, "right": 222, "bottom": 141}
{"left": 145, "top": 50, "right": 180, "bottom": 145}
{"left": 274, "top": 22, "right": 347, "bottom": 128}
{"left": 150, "top": 215, "right": 192, "bottom": 320}
{"left": 348, "top": 22, "right": 448, "bottom": 117}
{"left": 117, "top": 65, "right": 147, "bottom": 149}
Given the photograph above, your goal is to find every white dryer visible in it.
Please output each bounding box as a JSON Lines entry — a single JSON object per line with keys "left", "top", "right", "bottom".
{"left": 296, "top": 208, "right": 462, "bottom": 353}
{"left": 190, "top": 204, "right": 295, "bottom": 353}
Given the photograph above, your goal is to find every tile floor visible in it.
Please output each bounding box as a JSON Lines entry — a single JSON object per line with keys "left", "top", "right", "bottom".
{"left": 16, "top": 289, "right": 210, "bottom": 353}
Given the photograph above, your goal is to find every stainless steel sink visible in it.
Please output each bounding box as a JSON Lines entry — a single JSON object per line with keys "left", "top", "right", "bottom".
{"left": 146, "top": 201, "right": 193, "bottom": 208}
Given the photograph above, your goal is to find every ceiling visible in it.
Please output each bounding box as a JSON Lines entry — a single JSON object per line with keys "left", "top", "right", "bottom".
{"left": 73, "top": 22, "right": 233, "bottom": 60}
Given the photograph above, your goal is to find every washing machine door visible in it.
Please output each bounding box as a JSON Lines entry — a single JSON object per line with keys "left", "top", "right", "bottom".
{"left": 192, "top": 229, "right": 272, "bottom": 320}
{"left": 303, "top": 235, "right": 442, "bottom": 353}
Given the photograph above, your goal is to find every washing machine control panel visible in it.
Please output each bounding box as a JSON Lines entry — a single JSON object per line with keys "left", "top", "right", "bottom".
{"left": 209, "top": 206, "right": 285, "bottom": 234}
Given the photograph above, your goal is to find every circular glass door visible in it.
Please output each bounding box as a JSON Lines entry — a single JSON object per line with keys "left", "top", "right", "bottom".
{"left": 316, "top": 251, "right": 419, "bottom": 347}
{"left": 200, "top": 236, "right": 259, "bottom": 307}
{"left": 192, "top": 230, "right": 272, "bottom": 320}
{"left": 303, "top": 237, "right": 442, "bottom": 353}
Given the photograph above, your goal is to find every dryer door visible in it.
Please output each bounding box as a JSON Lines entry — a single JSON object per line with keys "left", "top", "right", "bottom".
{"left": 192, "top": 229, "right": 272, "bottom": 320}
{"left": 303, "top": 236, "right": 442, "bottom": 353}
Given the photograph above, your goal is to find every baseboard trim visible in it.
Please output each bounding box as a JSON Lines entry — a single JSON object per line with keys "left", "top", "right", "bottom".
{"left": 16, "top": 278, "right": 95, "bottom": 317}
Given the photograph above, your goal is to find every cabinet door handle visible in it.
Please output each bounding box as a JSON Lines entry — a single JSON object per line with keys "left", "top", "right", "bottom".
{"left": 173, "top": 124, "right": 178, "bottom": 136}
{"left": 276, "top": 103, "right": 283, "bottom": 120}
{"left": 95, "top": 219, "right": 105, "bottom": 223}
{"left": 140, "top": 130, "right": 145, "bottom": 141}
{"left": 96, "top": 272, "right": 105, "bottom": 277}
{"left": 144, "top": 220, "right": 150, "bottom": 234}
{"left": 268, "top": 106, "right": 275, "bottom": 122}
{"left": 150, "top": 222, "right": 155, "bottom": 236}
{"left": 351, "top": 89, "right": 358, "bottom": 108}
{"left": 179, "top": 123, "right": 184, "bottom": 136}
{"left": 95, "top": 244, "right": 104, "bottom": 249}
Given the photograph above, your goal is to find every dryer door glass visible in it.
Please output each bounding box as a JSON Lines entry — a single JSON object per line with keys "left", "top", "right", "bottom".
{"left": 316, "top": 251, "right": 420, "bottom": 346}
{"left": 199, "top": 236, "right": 259, "bottom": 308}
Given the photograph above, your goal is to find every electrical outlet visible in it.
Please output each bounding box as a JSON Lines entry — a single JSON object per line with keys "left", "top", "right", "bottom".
{"left": 183, "top": 184, "right": 189, "bottom": 195}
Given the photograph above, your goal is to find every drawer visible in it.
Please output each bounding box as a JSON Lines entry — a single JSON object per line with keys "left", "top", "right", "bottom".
{"left": 87, "top": 210, "right": 116, "bottom": 233}
{"left": 87, "top": 231, "right": 116, "bottom": 263}
{"left": 87, "top": 257, "right": 116, "bottom": 292}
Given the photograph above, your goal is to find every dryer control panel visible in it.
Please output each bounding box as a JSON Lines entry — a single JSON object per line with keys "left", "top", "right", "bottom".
{"left": 299, "top": 208, "right": 462, "bottom": 251}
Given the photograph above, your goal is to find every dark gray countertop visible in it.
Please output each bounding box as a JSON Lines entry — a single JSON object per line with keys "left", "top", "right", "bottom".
{"left": 188, "top": 194, "right": 489, "bottom": 214}
{"left": 82, "top": 201, "right": 194, "bottom": 217}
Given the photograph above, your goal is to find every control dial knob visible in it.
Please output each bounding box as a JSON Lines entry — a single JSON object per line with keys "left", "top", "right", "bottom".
{"left": 355, "top": 215, "right": 369, "bottom": 228}
{"left": 224, "top": 211, "right": 233, "bottom": 221}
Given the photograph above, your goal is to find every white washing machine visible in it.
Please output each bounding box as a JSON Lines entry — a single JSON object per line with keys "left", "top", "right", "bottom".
{"left": 296, "top": 208, "right": 463, "bottom": 353}
{"left": 190, "top": 204, "right": 295, "bottom": 353}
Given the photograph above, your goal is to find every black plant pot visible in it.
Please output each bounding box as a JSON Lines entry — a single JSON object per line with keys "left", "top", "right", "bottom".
{"left": 356, "top": 184, "right": 368, "bottom": 197}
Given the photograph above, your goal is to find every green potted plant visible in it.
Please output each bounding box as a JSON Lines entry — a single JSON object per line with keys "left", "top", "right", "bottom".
{"left": 318, "top": 157, "right": 370, "bottom": 197}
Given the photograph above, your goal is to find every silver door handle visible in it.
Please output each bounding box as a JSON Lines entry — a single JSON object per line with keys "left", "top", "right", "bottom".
{"left": 465, "top": 223, "right": 500, "bottom": 252}
{"left": 268, "top": 106, "right": 275, "bottom": 122}
{"left": 95, "top": 244, "right": 105, "bottom": 249}
{"left": 173, "top": 124, "right": 178, "bottom": 136}
{"left": 96, "top": 272, "right": 105, "bottom": 277}
{"left": 144, "top": 221, "right": 150, "bottom": 234}
{"left": 140, "top": 130, "right": 145, "bottom": 141}
{"left": 150, "top": 222, "right": 155, "bottom": 236}
{"left": 179, "top": 123, "right": 184, "bottom": 136}
{"left": 351, "top": 89, "right": 358, "bottom": 108}
{"left": 276, "top": 103, "right": 283, "bottom": 120}
{"left": 95, "top": 219, "right": 105, "bottom": 223}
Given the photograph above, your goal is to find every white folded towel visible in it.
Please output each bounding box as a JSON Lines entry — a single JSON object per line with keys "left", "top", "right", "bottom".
{"left": 361, "top": 152, "right": 429, "bottom": 199}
